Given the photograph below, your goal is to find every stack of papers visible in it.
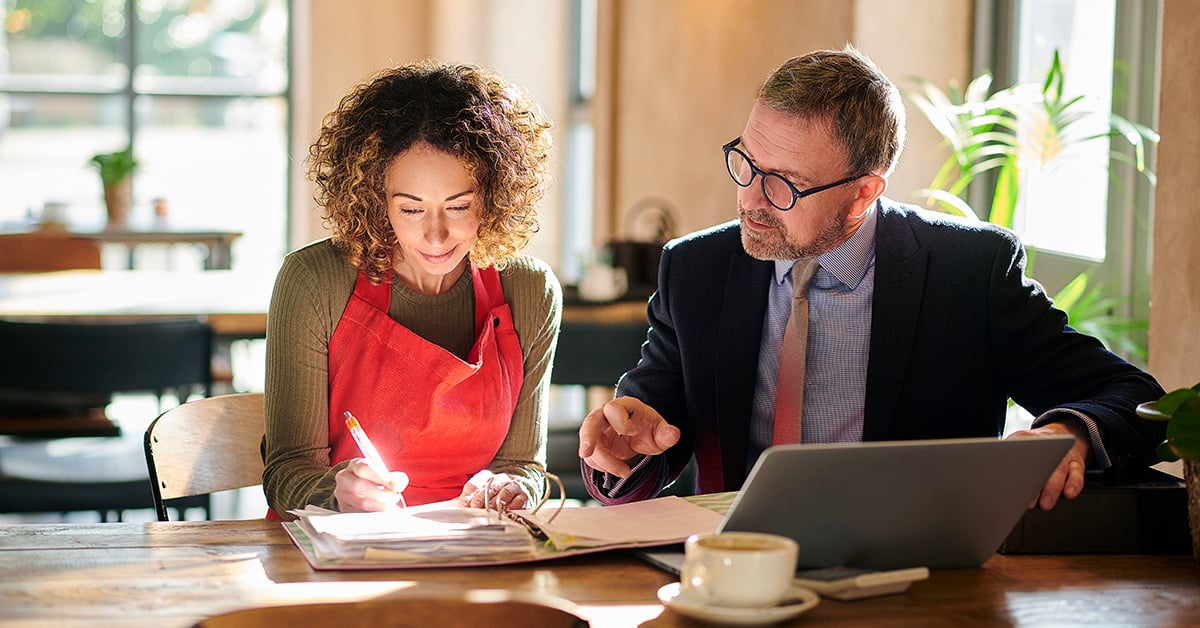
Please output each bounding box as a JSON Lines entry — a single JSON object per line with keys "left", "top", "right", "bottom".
{"left": 290, "top": 501, "right": 536, "bottom": 565}
{"left": 282, "top": 494, "right": 727, "bottom": 570}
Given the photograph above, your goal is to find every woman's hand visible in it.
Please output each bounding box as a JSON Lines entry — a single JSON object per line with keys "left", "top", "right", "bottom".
{"left": 456, "top": 469, "right": 530, "bottom": 511}
{"left": 333, "top": 459, "right": 410, "bottom": 513}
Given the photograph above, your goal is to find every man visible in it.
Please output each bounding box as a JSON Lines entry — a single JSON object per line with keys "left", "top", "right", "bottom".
{"left": 578, "top": 46, "right": 1164, "bottom": 510}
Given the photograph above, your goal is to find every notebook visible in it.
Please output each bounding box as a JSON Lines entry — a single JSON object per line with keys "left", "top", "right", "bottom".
{"left": 635, "top": 436, "right": 1075, "bottom": 571}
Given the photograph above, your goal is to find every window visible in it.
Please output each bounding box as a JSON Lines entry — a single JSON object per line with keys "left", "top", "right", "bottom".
{"left": 561, "top": 0, "right": 597, "bottom": 284}
{"left": 980, "top": 0, "right": 1159, "bottom": 364}
{"left": 1012, "top": 0, "right": 1116, "bottom": 260}
{"left": 0, "top": 0, "right": 290, "bottom": 271}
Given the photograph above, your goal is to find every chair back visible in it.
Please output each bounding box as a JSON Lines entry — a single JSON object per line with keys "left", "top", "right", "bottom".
{"left": 0, "top": 232, "right": 102, "bottom": 272}
{"left": 0, "top": 318, "right": 213, "bottom": 397}
{"left": 144, "top": 392, "right": 265, "bottom": 521}
{"left": 193, "top": 590, "right": 589, "bottom": 627}
{"left": 551, "top": 321, "right": 646, "bottom": 387}
{"left": 0, "top": 318, "right": 216, "bottom": 520}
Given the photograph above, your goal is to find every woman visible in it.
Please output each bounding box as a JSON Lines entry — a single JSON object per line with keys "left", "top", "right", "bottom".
{"left": 263, "top": 62, "right": 560, "bottom": 519}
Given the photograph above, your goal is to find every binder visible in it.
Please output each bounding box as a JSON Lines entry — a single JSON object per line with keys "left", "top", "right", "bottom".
{"left": 283, "top": 493, "right": 735, "bottom": 570}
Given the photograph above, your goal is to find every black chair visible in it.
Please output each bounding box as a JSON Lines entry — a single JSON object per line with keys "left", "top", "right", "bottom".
{"left": 0, "top": 318, "right": 214, "bottom": 521}
{"left": 548, "top": 319, "right": 695, "bottom": 500}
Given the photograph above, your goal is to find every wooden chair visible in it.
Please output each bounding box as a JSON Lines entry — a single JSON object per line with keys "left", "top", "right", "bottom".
{"left": 0, "top": 318, "right": 214, "bottom": 521}
{"left": 193, "top": 590, "right": 589, "bottom": 628}
{"left": 144, "top": 392, "right": 265, "bottom": 521}
{"left": 0, "top": 231, "right": 102, "bottom": 272}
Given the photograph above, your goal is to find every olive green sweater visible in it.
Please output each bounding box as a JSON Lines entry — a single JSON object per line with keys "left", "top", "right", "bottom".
{"left": 262, "top": 239, "right": 561, "bottom": 516}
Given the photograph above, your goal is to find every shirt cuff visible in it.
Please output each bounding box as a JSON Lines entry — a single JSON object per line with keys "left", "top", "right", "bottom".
{"left": 1032, "top": 408, "right": 1111, "bottom": 467}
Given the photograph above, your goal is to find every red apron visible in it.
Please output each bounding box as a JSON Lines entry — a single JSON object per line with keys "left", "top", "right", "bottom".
{"left": 269, "top": 263, "right": 524, "bottom": 518}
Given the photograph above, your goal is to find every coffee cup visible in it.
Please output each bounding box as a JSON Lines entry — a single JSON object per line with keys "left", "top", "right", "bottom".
{"left": 577, "top": 262, "right": 628, "bottom": 302}
{"left": 679, "top": 532, "right": 799, "bottom": 608}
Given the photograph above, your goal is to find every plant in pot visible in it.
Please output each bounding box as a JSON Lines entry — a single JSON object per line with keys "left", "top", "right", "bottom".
{"left": 89, "top": 146, "right": 138, "bottom": 227}
{"left": 1137, "top": 384, "right": 1200, "bottom": 560}
{"left": 903, "top": 50, "right": 1158, "bottom": 361}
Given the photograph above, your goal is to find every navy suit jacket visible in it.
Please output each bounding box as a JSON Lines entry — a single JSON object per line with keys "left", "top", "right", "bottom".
{"left": 586, "top": 200, "right": 1165, "bottom": 502}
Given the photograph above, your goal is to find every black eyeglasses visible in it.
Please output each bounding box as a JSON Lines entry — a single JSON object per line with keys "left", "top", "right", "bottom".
{"left": 723, "top": 137, "right": 866, "bottom": 211}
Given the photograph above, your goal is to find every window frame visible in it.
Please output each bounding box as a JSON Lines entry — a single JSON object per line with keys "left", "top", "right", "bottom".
{"left": 974, "top": 0, "right": 1160, "bottom": 359}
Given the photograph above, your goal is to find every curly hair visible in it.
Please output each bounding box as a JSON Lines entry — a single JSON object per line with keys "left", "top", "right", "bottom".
{"left": 307, "top": 62, "right": 554, "bottom": 283}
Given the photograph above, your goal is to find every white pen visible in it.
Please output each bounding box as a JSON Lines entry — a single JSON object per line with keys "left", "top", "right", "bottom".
{"left": 343, "top": 411, "right": 406, "bottom": 507}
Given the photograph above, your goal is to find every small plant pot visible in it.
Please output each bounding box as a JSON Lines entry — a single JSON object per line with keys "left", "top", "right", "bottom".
{"left": 104, "top": 178, "right": 132, "bottom": 227}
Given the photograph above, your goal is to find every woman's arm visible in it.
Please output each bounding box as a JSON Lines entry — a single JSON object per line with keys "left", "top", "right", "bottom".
{"left": 262, "top": 242, "right": 355, "bottom": 515}
{"left": 489, "top": 256, "right": 563, "bottom": 504}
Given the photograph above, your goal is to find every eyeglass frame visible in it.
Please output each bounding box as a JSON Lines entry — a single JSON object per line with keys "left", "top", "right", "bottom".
{"left": 722, "top": 137, "right": 868, "bottom": 211}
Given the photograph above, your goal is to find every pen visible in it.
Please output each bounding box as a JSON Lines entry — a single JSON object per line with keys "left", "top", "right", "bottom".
{"left": 343, "top": 411, "right": 405, "bottom": 506}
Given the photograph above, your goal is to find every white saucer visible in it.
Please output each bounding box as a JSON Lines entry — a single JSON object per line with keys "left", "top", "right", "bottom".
{"left": 657, "top": 582, "right": 820, "bottom": 625}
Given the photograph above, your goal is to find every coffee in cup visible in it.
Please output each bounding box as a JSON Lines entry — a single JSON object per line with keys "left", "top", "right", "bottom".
{"left": 680, "top": 531, "right": 799, "bottom": 608}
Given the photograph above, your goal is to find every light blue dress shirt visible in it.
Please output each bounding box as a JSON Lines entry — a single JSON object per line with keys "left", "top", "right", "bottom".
{"left": 747, "top": 208, "right": 876, "bottom": 471}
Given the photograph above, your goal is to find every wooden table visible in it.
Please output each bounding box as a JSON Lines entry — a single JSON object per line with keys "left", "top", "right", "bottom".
{"left": 0, "top": 271, "right": 652, "bottom": 339}
{"left": 1, "top": 520, "right": 1197, "bottom": 627}
{"left": 0, "top": 269, "right": 272, "bottom": 338}
{"left": 2, "top": 220, "right": 243, "bottom": 270}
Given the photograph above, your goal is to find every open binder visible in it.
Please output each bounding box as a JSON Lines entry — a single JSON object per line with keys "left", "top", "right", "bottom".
{"left": 283, "top": 492, "right": 736, "bottom": 570}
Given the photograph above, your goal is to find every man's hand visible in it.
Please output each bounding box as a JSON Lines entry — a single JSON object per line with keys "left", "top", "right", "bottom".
{"left": 578, "top": 396, "right": 681, "bottom": 478}
{"left": 1006, "top": 420, "right": 1092, "bottom": 511}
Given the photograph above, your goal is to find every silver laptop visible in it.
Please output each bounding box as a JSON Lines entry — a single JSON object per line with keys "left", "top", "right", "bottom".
{"left": 636, "top": 436, "right": 1074, "bottom": 572}
{"left": 718, "top": 436, "right": 1075, "bottom": 569}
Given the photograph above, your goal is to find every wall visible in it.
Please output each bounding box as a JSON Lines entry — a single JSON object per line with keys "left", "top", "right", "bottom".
{"left": 290, "top": 0, "right": 566, "bottom": 267}
{"left": 1149, "top": 0, "right": 1200, "bottom": 389}
{"left": 290, "top": 0, "right": 432, "bottom": 250}
{"left": 597, "top": 0, "right": 973, "bottom": 243}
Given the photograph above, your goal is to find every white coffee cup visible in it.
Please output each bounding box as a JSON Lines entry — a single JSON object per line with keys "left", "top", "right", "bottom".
{"left": 577, "top": 262, "right": 628, "bottom": 302}
{"left": 680, "top": 532, "right": 799, "bottom": 608}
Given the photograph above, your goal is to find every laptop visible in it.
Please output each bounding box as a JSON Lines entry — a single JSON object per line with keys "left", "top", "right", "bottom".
{"left": 635, "top": 436, "right": 1075, "bottom": 572}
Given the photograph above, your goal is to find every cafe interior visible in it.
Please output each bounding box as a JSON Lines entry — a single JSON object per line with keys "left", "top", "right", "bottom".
{"left": 2, "top": 1, "right": 1199, "bottom": 626}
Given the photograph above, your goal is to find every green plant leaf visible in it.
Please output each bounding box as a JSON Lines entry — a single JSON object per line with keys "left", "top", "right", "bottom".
{"left": 988, "top": 158, "right": 1018, "bottom": 228}
{"left": 88, "top": 146, "right": 138, "bottom": 185}
{"left": 1157, "top": 387, "right": 1200, "bottom": 416}
{"left": 1052, "top": 271, "right": 1090, "bottom": 312}
{"left": 1156, "top": 440, "right": 1180, "bottom": 462}
{"left": 1165, "top": 395, "right": 1200, "bottom": 460}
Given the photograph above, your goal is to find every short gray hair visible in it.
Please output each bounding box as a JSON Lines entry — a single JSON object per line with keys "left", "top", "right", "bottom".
{"left": 758, "top": 44, "right": 906, "bottom": 177}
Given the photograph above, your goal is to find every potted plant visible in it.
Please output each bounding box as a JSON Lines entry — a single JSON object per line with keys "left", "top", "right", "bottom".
{"left": 89, "top": 146, "right": 138, "bottom": 227}
{"left": 904, "top": 50, "right": 1158, "bottom": 362}
{"left": 1137, "top": 384, "right": 1200, "bottom": 560}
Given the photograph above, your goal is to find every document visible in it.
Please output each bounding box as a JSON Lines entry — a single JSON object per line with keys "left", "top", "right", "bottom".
{"left": 291, "top": 502, "right": 536, "bottom": 564}
{"left": 283, "top": 495, "right": 726, "bottom": 570}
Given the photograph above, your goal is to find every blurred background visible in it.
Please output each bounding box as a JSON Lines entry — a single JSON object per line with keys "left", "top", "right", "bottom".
{"left": 2, "top": 0, "right": 1198, "bottom": 519}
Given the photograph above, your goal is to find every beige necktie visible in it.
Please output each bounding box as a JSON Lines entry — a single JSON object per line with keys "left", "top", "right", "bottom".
{"left": 772, "top": 258, "right": 819, "bottom": 445}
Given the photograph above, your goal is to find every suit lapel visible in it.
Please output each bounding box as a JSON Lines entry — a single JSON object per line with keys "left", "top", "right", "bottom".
{"left": 864, "top": 205, "right": 928, "bottom": 440}
{"left": 716, "top": 248, "right": 772, "bottom": 490}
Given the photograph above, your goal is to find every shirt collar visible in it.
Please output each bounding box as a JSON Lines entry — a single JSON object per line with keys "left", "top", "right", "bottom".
{"left": 772, "top": 205, "right": 877, "bottom": 289}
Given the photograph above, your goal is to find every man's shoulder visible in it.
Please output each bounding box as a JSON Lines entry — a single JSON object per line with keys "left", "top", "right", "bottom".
{"left": 664, "top": 219, "right": 743, "bottom": 253}
{"left": 878, "top": 199, "right": 1019, "bottom": 247}
{"left": 883, "top": 200, "right": 1012, "bottom": 240}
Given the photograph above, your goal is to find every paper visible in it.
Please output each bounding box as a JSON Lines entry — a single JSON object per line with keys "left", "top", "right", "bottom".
{"left": 290, "top": 501, "right": 536, "bottom": 564}
{"left": 513, "top": 496, "right": 725, "bottom": 550}
{"left": 283, "top": 493, "right": 732, "bottom": 570}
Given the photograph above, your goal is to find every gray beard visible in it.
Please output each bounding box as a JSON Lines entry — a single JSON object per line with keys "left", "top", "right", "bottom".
{"left": 739, "top": 205, "right": 848, "bottom": 260}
